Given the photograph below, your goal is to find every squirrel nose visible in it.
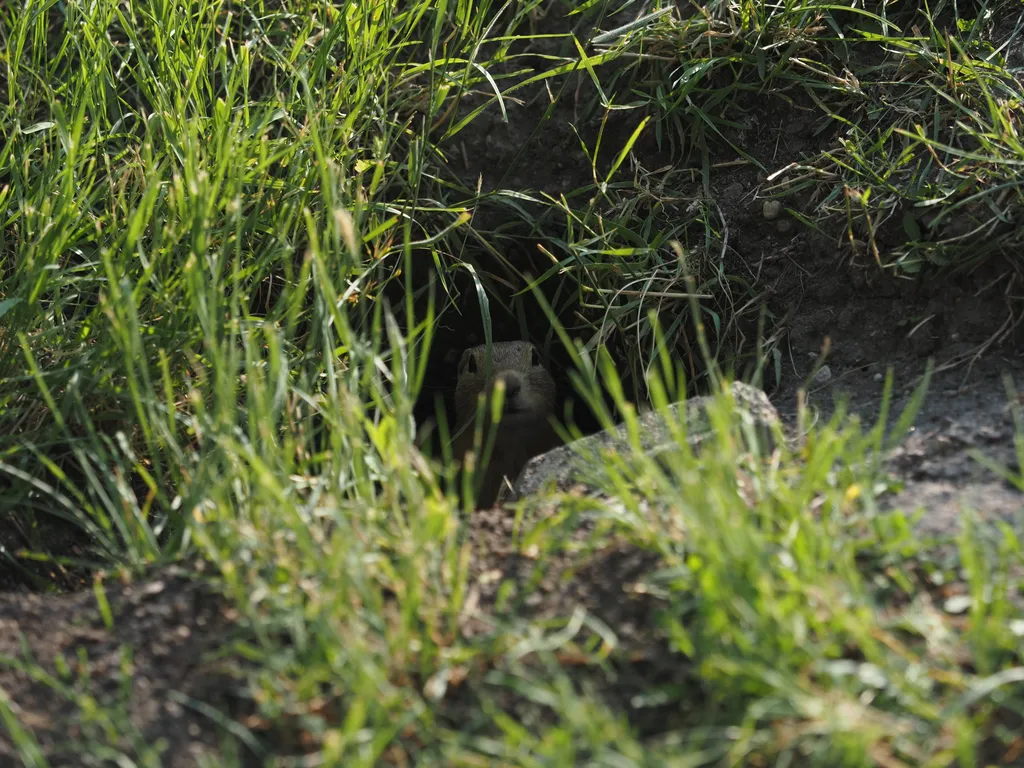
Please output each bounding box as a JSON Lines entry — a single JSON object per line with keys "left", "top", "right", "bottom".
{"left": 499, "top": 373, "right": 522, "bottom": 400}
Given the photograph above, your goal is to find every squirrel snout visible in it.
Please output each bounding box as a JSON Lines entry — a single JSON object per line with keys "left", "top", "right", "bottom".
{"left": 490, "top": 372, "right": 532, "bottom": 415}
{"left": 498, "top": 373, "right": 522, "bottom": 401}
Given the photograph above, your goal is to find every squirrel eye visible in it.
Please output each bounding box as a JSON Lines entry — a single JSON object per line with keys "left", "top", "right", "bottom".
{"left": 530, "top": 347, "right": 541, "bottom": 367}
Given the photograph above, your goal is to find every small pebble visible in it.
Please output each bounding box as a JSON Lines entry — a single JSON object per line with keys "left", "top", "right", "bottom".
{"left": 812, "top": 365, "right": 832, "bottom": 384}
{"left": 762, "top": 200, "right": 783, "bottom": 220}
{"left": 873, "top": 372, "right": 884, "bottom": 382}
{"left": 722, "top": 181, "right": 746, "bottom": 203}
{"left": 775, "top": 219, "right": 793, "bottom": 234}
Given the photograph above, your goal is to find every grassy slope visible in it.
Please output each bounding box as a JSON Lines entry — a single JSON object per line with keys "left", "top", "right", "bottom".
{"left": 1, "top": 0, "right": 1023, "bottom": 764}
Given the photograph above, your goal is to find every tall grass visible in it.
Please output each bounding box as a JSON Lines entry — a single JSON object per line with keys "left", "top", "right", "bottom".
{"left": 588, "top": 0, "right": 1024, "bottom": 272}
{"left": 1, "top": 0, "right": 1023, "bottom": 765}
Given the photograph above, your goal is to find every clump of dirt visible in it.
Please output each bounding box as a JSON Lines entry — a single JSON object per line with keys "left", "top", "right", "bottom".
{"left": 0, "top": 563, "right": 257, "bottom": 767}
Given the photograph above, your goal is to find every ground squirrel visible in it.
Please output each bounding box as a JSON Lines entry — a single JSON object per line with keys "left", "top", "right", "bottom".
{"left": 452, "top": 340, "right": 559, "bottom": 508}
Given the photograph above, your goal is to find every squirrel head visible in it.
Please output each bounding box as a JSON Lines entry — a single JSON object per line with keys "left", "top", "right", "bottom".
{"left": 455, "top": 341, "right": 555, "bottom": 428}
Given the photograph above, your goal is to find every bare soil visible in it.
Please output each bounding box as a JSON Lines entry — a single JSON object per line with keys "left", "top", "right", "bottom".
{"left": 0, "top": 564, "right": 256, "bottom": 767}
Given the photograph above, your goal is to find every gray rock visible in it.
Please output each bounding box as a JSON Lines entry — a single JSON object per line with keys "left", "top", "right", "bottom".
{"left": 502, "top": 381, "right": 781, "bottom": 505}
{"left": 762, "top": 200, "right": 783, "bottom": 220}
{"left": 812, "top": 364, "right": 832, "bottom": 384}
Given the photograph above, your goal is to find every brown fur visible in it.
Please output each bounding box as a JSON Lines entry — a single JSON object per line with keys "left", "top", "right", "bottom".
{"left": 451, "top": 341, "right": 559, "bottom": 508}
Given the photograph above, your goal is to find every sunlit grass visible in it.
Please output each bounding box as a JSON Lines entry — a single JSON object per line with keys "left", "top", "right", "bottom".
{"left": 1, "top": 0, "right": 1023, "bottom": 764}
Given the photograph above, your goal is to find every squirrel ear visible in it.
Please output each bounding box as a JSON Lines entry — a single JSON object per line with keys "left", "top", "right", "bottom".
{"left": 460, "top": 349, "right": 478, "bottom": 374}
{"left": 530, "top": 346, "right": 541, "bottom": 367}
